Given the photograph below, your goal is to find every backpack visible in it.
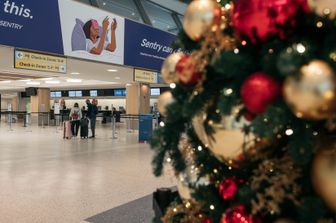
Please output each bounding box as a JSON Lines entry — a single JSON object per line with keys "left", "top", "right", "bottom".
{"left": 72, "top": 111, "right": 79, "bottom": 120}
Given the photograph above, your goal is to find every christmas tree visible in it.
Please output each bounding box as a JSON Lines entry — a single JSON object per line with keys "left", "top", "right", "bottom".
{"left": 151, "top": 0, "right": 336, "bottom": 222}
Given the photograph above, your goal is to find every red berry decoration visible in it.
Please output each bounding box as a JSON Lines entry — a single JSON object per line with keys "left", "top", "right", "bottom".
{"left": 219, "top": 178, "right": 239, "bottom": 201}
{"left": 233, "top": 0, "right": 309, "bottom": 43}
{"left": 240, "top": 72, "right": 281, "bottom": 114}
{"left": 221, "top": 205, "right": 260, "bottom": 223}
{"left": 175, "top": 55, "right": 202, "bottom": 86}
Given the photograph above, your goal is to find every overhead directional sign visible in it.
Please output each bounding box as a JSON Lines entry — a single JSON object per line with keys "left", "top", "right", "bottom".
{"left": 134, "top": 68, "right": 158, "bottom": 84}
{"left": 14, "top": 50, "right": 67, "bottom": 73}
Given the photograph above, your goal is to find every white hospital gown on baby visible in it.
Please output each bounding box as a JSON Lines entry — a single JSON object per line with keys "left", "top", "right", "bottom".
{"left": 86, "top": 38, "right": 109, "bottom": 52}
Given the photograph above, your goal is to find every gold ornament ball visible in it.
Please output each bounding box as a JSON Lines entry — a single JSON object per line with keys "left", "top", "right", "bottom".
{"left": 176, "top": 169, "right": 209, "bottom": 200}
{"left": 192, "top": 110, "right": 253, "bottom": 161}
{"left": 284, "top": 60, "right": 336, "bottom": 120}
{"left": 183, "top": 0, "right": 221, "bottom": 41}
{"left": 176, "top": 172, "right": 194, "bottom": 200}
{"left": 308, "top": 0, "right": 336, "bottom": 18}
{"left": 161, "top": 53, "right": 184, "bottom": 84}
{"left": 158, "top": 91, "right": 174, "bottom": 115}
{"left": 312, "top": 139, "right": 336, "bottom": 212}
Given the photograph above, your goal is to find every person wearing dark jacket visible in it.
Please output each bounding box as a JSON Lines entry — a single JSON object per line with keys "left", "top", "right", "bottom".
{"left": 86, "top": 99, "right": 98, "bottom": 138}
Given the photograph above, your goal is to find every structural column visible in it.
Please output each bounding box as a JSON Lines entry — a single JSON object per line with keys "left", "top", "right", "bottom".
{"left": 30, "top": 88, "right": 50, "bottom": 125}
{"left": 126, "top": 83, "right": 150, "bottom": 115}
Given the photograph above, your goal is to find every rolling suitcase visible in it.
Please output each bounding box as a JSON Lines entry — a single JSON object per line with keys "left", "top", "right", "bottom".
{"left": 63, "top": 121, "right": 72, "bottom": 139}
{"left": 80, "top": 118, "right": 89, "bottom": 138}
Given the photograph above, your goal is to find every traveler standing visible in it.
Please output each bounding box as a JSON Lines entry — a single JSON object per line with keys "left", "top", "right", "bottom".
{"left": 69, "top": 103, "right": 82, "bottom": 137}
{"left": 86, "top": 99, "right": 98, "bottom": 138}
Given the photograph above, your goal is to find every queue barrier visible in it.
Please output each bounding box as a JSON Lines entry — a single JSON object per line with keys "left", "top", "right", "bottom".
{"left": 0, "top": 111, "right": 161, "bottom": 138}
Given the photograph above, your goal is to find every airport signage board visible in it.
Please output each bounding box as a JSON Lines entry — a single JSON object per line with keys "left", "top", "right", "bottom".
{"left": 124, "top": 19, "right": 177, "bottom": 71}
{"left": 0, "top": 0, "right": 64, "bottom": 54}
{"left": 14, "top": 50, "right": 67, "bottom": 73}
{"left": 134, "top": 68, "right": 158, "bottom": 84}
{"left": 1, "top": 0, "right": 177, "bottom": 72}
{"left": 58, "top": 0, "right": 125, "bottom": 65}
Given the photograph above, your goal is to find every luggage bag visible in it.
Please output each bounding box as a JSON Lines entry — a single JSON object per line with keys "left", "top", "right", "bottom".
{"left": 63, "top": 121, "right": 72, "bottom": 139}
{"left": 80, "top": 118, "right": 89, "bottom": 138}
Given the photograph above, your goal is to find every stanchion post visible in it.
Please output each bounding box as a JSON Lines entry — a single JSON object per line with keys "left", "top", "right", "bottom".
{"left": 112, "top": 114, "right": 117, "bottom": 139}
{"left": 41, "top": 113, "right": 45, "bottom": 128}
{"left": 8, "top": 111, "right": 13, "bottom": 131}
{"left": 48, "top": 113, "right": 50, "bottom": 126}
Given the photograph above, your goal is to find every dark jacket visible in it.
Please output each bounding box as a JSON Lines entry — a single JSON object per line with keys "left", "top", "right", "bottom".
{"left": 87, "top": 103, "right": 98, "bottom": 119}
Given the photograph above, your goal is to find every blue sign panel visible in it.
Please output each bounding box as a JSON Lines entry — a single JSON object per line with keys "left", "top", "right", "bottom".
{"left": 0, "top": 0, "right": 63, "bottom": 54}
{"left": 124, "top": 19, "right": 177, "bottom": 72}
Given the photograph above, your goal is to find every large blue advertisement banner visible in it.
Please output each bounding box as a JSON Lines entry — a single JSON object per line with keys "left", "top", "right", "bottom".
{"left": 124, "top": 19, "right": 177, "bottom": 72}
{"left": 0, "top": 0, "right": 63, "bottom": 54}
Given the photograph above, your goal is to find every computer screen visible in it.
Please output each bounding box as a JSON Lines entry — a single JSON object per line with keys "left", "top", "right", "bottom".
{"left": 90, "top": 90, "right": 98, "bottom": 97}
{"left": 114, "top": 89, "right": 126, "bottom": 96}
{"left": 150, "top": 88, "right": 160, "bottom": 96}
{"left": 75, "top": 91, "right": 82, "bottom": 97}
{"left": 55, "top": 92, "right": 62, "bottom": 97}
{"left": 68, "top": 91, "right": 76, "bottom": 97}
{"left": 50, "top": 92, "right": 56, "bottom": 98}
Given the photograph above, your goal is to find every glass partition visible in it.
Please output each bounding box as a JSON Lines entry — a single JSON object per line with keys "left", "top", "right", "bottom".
{"left": 140, "top": 0, "right": 179, "bottom": 34}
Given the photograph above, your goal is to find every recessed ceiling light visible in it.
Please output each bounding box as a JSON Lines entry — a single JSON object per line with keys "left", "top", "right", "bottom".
{"left": 103, "top": 2, "right": 106, "bottom": 5}
{"left": 131, "top": 12, "right": 135, "bottom": 16}
{"left": 0, "top": 80, "right": 11, "bottom": 84}
{"left": 115, "top": 77, "right": 120, "bottom": 80}
{"left": 45, "top": 80, "right": 60, "bottom": 84}
{"left": 107, "top": 69, "right": 118, "bottom": 72}
{"left": 70, "top": 72, "right": 80, "bottom": 75}
{"left": 66, "top": 79, "right": 82, "bottom": 83}
{"left": 19, "top": 79, "right": 31, "bottom": 82}
{"left": 26, "top": 81, "right": 41, "bottom": 85}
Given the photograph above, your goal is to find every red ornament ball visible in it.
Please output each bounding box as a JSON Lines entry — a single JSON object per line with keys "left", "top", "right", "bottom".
{"left": 233, "top": 0, "right": 309, "bottom": 43}
{"left": 221, "top": 205, "right": 260, "bottom": 223}
{"left": 202, "top": 217, "right": 212, "bottom": 223}
{"left": 219, "top": 178, "right": 239, "bottom": 201}
{"left": 240, "top": 72, "right": 281, "bottom": 114}
{"left": 243, "top": 111, "right": 257, "bottom": 121}
{"left": 175, "top": 55, "right": 202, "bottom": 86}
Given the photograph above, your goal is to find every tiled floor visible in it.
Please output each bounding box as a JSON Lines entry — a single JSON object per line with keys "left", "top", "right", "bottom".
{"left": 0, "top": 121, "right": 175, "bottom": 223}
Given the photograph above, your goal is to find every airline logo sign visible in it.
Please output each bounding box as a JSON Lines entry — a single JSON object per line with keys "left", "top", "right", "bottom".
{"left": 15, "top": 50, "right": 67, "bottom": 73}
{"left": 134, "top": 69, "right": 158, "bottom": 84}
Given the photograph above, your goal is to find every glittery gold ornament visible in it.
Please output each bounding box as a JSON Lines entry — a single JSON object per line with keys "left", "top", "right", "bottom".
{"left": 312, "top": 138, "right": 336, "bottom": 212}
{"left": 192, "top": 110, "right": 253, "bottom": 161}
{"left": 161, "top": 53, "right": 184, "bottom": 84}
{"left": 308, "top": 0, "right": 336, "bottom": 18}
{"left": 284, "top": 60, "right": 336, "bottom": 120}
{"left": 183, "top": 0, "right": 222, "bottom": 41}
{"left": 158, "top": 91, "right": 174, "bottom": 115}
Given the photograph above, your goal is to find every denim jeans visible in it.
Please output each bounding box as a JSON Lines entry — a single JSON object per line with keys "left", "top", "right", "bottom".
{"left": 90, "top": 118, "right": 96, "bottom": 137}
